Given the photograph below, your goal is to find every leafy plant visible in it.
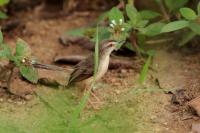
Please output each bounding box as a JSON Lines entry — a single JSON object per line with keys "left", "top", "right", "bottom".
{"left": 0, "top": 0, "right": 10, "bottom": 19}
{"left": 65, "top": 1, "right": 200, "bottom": 84}
{"left": 161, "top": 1, "right": 200, "bottom": 46}
{"left": 0, "top": 31, "right": 38, "bottom": 84}
{"left": 154, "top": 0, "right": 189, "bottom": 21}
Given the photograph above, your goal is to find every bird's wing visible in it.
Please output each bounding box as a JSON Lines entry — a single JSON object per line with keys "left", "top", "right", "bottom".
{"left": 68, "top": 54, "right": 94, "bottom": 84}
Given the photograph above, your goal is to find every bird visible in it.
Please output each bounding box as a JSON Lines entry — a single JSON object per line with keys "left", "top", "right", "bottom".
{"left": 68, "top": 40, "right": 117, "bottom": 87}
{"left": 67, "top": 40, "right": 119, "bottom": 105}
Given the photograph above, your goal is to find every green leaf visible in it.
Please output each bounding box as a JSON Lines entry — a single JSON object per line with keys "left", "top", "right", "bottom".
{"left": 0, "top": 0, "right": 9, "bottom": 6}
{"left": 140, "top": 22, "right": 165, "bottom": 36}
{"left": 189, "top": 22, "right": 200, "bottom": 35}
{"left": 161, "top": 20, "right": 189, "bottom": 33}
{"left": 139, "top": 55, "right": 152, "bottom": 84}
{"left": 66, "top": 28, "right": 86, "bottom": 37}
{"left": 0, "top": 30, "right": 3, "bottom": 44}
{"left": 198, "top": 1, "right": 200, "bottom": 15}
{"left": 97, "top": 11, "right": 108, "bottom": 23}
{"left": 94, "top": 26, "right": 99, "bottom": 79}
{"left": 108, "top": 7, "right": 124, "bottom": 23}
{"left": 99, "top": 28, "right": 110, "bottom": 41}
{"left": 0, "top": 44, "right": 13, "bottom": 60}
{"left": 178, "top": 31, "right": 196, "bottom": 46}
{"left": 140, "top": 10, "right": 160, "bottom": 20}
{"left": 0, "top": 11, "right": 7, "bottom": 19}
{"left": 154, "top": 0, "right": 161, "bottom": 4}
{"left": 15, "top": 38, "right": 32, "bottom": 59}
{"left": 91, "top": 27, "right": 111, "bottom": 42}
{"left": 164, "top": 0, "right": 188, "bottom": 11}
{"left": 126, "top": 4, "right": 140, "bottom": 26}
{"left": 136, "top": 20, "right": 149, "bottom": 28}
{"left": 19, "top": 65, "right": 38, "bottom": 83}
{"left": 180, "top": 8, "right": 197, "bottom": 20}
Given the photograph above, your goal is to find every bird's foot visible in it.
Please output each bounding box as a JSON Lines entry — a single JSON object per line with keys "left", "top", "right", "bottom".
{"left": 87, "top": 91, "right": 103, "bottom": 110}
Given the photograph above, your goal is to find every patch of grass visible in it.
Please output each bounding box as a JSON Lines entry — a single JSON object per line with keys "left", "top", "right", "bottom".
{"left": 67, "top": 26, "right": 100, "bottom": 133}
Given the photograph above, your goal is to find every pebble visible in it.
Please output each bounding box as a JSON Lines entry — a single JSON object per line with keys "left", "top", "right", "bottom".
{"left": 7, "top": 99, "right": 13, "bottom": 103}
{"left": 16, "top": 101, "right": 25, "bottom": 106}
{"left": 120, "top": 69, "right": 127, "bottom": 74}
{"left": 25, "top": 95, "right": 33, "bottom": 100}
{"left": 114, "top": 90, "right": 120, "bottom": 95}
{"left": 0, "top": 98, "right": 4, "bottom": 102}
{"left": 192, "top": 123, "right": 200, "bottom": 133}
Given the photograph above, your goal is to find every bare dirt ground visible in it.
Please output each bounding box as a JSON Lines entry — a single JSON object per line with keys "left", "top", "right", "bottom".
{"left": 1, "top": 9, "right": 200, "bottom": 132}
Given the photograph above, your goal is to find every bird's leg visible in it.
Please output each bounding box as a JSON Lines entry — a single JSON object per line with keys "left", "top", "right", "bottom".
{"left": 90, "top": 90, "right": 102, "bottom": 103}
{"left": 83, "top": 82, "right": 103, "bottom": 109}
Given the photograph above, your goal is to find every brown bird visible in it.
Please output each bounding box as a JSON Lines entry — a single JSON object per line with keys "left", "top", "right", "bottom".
{"left": 67, "top": 40, "right": 118, "bottom": 105}
{"left": 68, "top": 40, "right": 117, "bottom": 87}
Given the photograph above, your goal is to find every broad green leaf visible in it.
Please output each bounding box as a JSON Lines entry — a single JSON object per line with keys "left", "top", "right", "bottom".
{"left": 0, "top": 11, "right": 7, "bottom": 19}
{"left": 180, "top": 8, "right": 197, "bottom": 20}
{"left": 140, "top": 22, "right": 165, "bottom": 36}
{"left": 164, "top": 0, "right": 188, "bottom": 11}
{"left": 178, "top": 31, "right": 196, "bottom": 46}
{"left": 136, "top": 20, "right": 149, "bottom": 28}
{"left": 91, "top": 27, "right": 111, "bottom": 42}
{"left": 19, "top": 65, "right": 38, "bottom": 83}
{"left": 189, "top": 22, "right": 200, "bottom": 35}
{"left": 126, "top": 4, "right": 140, "bottom": 26}
{"left": 0, "top": 0, "right": 9, "bottom": 6}
{"left": 66, "top": 28, "right": 86, "bottom": 37}
{"left": 0, "top": 44, "right": 13, "bottom": 60}
{"left": 161, "top": 20, "right": 189, "bottom": 33}
{"left": 0, "top": 30, "right": 3, "bottom": 44}
{"left": 137, "top": 33, "right": 146, "bottom": 46}
{"left": 16, "top": 38, "right": 32, "bottom": 59}
{"left": 140, "top": 10, "right": 160, "bottom": 20}
{"left": 108, "top": 7, "right": 124, "bottom": 23}
{"left": 198, "top": 1, "right": 200, "bottom": 15}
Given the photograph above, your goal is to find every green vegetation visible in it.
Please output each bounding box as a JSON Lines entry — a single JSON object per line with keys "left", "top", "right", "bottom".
{"left": 0, "top": 31, "right": 38, "bottom": 84}
{"left": 0, "top": 0, "right": 200, "bottom": 132}
{"left": 0, "top": 0, "right": 9, "bottom": 19}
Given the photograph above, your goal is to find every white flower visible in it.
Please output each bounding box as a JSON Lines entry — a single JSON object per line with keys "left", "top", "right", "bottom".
{"left": 121, "top": 28, "right": 125, "bottom": 31}
{"left": 111, "top": 20, "right": 116, "bottom": 25}
{"left": 109, "top": 23, "right": 114, "bottom": 28}
{"left": 119, "top": 19, "right": 123, "bottom": 25}
{"left": 22, "top": 58, "right": 26, "bottom": 63}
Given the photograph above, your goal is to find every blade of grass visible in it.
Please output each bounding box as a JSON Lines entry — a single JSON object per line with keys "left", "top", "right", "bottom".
{"left": 139, "top": 55, "right": 152, "bottom": 84}
{"left": 67, "top": 26, "right": 99, "bottom": 133}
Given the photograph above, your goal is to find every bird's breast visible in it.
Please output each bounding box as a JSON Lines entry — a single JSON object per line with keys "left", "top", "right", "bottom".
{"left": 96, "top": 55, "right": 110, "bottom": 80}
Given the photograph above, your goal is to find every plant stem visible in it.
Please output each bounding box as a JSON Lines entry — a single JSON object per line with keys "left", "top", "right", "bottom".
{"left": 158, "top": 0, "right": 170, "bottom": 21}
{"left": 7, "top": 62, "right": 15, "bottom": 90}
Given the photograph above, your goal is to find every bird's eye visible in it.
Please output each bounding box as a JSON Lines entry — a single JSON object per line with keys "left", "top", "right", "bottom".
{"left": 107, "top": 42, "right": 115, "bottom": 47}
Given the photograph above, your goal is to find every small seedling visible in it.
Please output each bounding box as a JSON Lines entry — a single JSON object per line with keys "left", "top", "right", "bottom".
{"left": 0, "top": 31, "right": 38, "bottom": 89}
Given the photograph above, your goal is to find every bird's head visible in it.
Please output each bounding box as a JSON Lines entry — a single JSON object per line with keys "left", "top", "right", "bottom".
{"left": 100, "top": 40, "right": 117, "bottom": 56}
